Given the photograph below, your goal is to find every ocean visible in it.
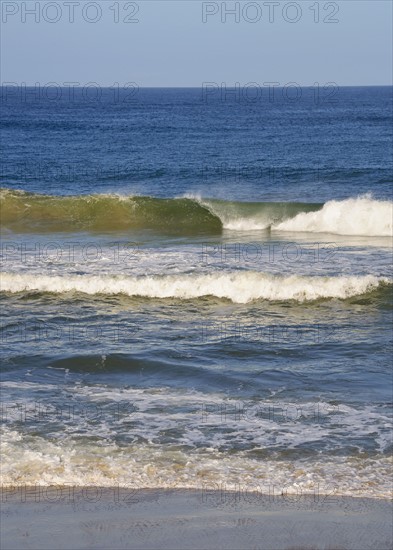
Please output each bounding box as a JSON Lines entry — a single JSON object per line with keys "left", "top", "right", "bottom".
{"left": 0, "top": 86, "right": 392, "bottom": 500}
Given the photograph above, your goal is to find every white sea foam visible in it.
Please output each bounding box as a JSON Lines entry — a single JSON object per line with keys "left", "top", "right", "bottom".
{"left": 1, "top": 425, "right": 391, "bottom": 498}
{"left": 273, "top": 196, "right": 393, "bottom": 236}
{"left": 1, "top": 383, "right": 391, "bottom": 496}
{"left": 192, "top": 195, "right": 393, "bottom": 236}
{"left": 0, "top": 271, "right": 389, "bottom": 303}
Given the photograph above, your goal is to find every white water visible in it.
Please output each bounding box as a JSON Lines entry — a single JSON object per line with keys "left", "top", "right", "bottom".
{"left": 196, "top": 196, "right": 393, "bottom": 236}
{"left": 1, "top": 271, "right": 389, "bottom": 303}
{"left": 1, "top": 424, "right": 391, "bottom": 498}
{"left": 274, "top": 196, "right": 393, "bottom": 236}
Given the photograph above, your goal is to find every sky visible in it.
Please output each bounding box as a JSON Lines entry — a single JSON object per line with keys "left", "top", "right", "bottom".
{"left": 0, "top": 0, "right": 392, "bottom": 87}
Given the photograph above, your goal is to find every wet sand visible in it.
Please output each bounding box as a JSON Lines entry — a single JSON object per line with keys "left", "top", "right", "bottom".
{"left": 1, "top": 487, "right": 392, "bottom": 549}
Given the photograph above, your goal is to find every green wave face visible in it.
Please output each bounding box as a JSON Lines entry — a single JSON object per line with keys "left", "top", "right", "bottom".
{"left": 0, "top": 189, "right": 222, "bottom": 234}
{"left": 0, "top": 188, "right": 323, "bottom": 234}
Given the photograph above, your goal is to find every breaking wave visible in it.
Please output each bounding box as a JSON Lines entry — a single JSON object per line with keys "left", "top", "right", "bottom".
{"left": 1, "top": 189, "right": 391, "bottom": 236}
{"left": 272, "top": 195, "right": 393, "bottom": 236}
{"left": 1, "top": 271, "right": 390, "bottom": 303}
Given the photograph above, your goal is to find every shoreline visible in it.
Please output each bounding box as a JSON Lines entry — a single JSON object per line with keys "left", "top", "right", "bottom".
{"left": 1, "top": 488, "right": 392, "bottom": 549}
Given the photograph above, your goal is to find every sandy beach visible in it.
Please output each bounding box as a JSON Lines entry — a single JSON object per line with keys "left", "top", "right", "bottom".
{"left": 1, "top": 488, "right": 392, "bottom": 549}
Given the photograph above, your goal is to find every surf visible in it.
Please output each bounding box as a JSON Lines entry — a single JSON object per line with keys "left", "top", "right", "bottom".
{"left": 1, "top": 271, "right": 390, "bottom": 303}
{"left": 1, "top": 189, "right": 392, "bottom": 237}
{"left": 272, "top": 195, "right": 393, "bottom": 237}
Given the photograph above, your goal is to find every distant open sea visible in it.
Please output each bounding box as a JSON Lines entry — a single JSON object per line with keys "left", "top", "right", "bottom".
{"left": 1, "top": 87, "right": 392, "bottom": 499}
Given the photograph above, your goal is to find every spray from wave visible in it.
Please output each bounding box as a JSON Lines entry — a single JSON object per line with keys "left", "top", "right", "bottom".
{"left": 1, "top": 271, "right": 390, "bottom": 303}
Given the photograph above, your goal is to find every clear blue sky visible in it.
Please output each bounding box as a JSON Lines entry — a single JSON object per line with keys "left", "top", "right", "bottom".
{"left": 1, "top": 0, "right": 392, "bottom": 86}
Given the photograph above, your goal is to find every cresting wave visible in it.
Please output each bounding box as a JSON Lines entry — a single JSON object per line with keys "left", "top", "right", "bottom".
{"left": 1, "top": 189, "right": 392, "bottom": 236}
{"left": 272, "top": 195, "right": 393, "bottom": 237}
{"left": 1, "top": 271, "right": 390, "bottom": 303}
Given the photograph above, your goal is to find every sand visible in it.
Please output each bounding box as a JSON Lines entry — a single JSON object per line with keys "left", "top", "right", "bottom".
{"left": 1, "top": 487, "right": 392, "bottom": 549}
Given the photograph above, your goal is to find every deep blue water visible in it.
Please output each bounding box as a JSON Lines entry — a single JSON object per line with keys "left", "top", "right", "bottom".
{"left": 1, "top": 86, "right": 392, "bottom": 201}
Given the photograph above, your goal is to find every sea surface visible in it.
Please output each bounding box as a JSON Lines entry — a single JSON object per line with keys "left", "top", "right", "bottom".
{"left": 1, "top": 87, "right": 392, "bottom": 499}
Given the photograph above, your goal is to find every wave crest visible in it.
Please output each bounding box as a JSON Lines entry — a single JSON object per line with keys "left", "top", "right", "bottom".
{"left": 1, "top": 271, "right": 389, "bottom": 303}
{"left": 272, "top": 196, "right": 393, "bottom": 237}
{"left": 1, "top": 189, "right": 392, "bottom": 236}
